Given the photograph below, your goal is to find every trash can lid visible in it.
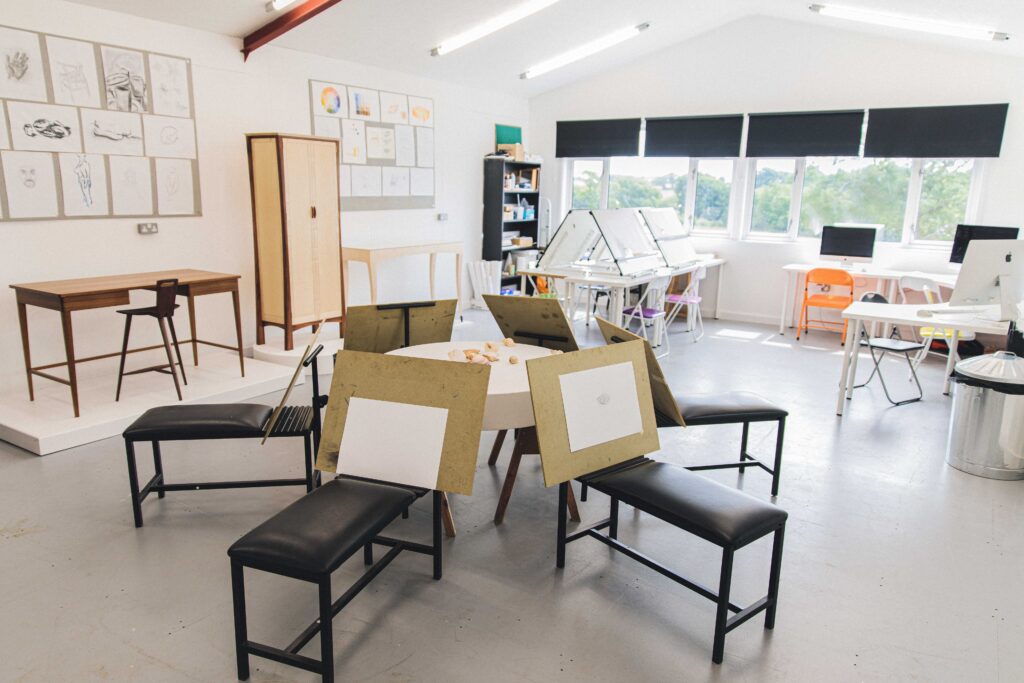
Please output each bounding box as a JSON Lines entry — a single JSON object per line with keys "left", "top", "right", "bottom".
{"left": 955, "top": 351, "right": 1024, "bottom": 385}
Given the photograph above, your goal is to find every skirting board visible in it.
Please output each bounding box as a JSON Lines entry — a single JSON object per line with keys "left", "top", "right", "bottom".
{"left": 0, "top": 350, "right": 300, "bottom": 455}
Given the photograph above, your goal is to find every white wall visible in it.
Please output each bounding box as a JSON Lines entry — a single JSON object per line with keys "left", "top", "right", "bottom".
{"left": 0, "top": 0, "right": 527, "bottom": 393}
{"left": 529, "top": 15, "right": 1024, "bottom": 324}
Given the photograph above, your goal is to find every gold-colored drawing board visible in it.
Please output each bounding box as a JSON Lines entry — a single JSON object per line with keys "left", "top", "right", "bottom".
{"left": 343, "top": 299, "right": 457, "bottom": 353}
{"left": 526, "top": 340, "right": 659, "bottom": 486}
{"left": 483, "top": 294, "right": 579, "bottom": 352}
{"left": 595, "top": 316, "right": 685, "bottom": 428}
{"left": 315, "top": 350, "right": 490, "bottom": 495}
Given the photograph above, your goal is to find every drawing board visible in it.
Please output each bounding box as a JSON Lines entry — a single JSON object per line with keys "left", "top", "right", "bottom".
{"left": 315, "top": 350, "right": 490, "bottom": 495}
{"left": 343, "top": 299, "right": 457, "bottom": 354}
{"left": 483, "top": 294, "right": 579, "bottom": 352}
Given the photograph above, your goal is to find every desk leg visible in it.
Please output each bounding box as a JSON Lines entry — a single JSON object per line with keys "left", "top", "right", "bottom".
{"left": 367, "top": 257, "right": 378, "bottom": 305}
{"left": 232, "top": 287, "right": 245, "bottom": 377}
{"left": 454, "top": 251, "right": 463, "bottom": 314}
{"left": 714, "top": 264, "right": 723, "bottom": 319}
{"left": 846, "top": 321, "right": 861, "bottom": 401}
{"left": 836, "top": 320, "right": 858, "bottom": 416}
{"left": 429, "top": 252, "right": 437, "bottom": 300}
{"left": 943, "top": 329, "right": 960, "bottom": 395}
{"left": 612, "top": 286, "right": 625, "bottom": 327}
{"left": 779, "top": 272, "right": 793, "bottom": 334}
{"left": 60, "top": 309, "right": 80, "bottom": 418}
{"left": 18, "top": 302, "right": 34, "bottom": 401}
{"left": 186, "top": 292, "right": 199, "bottom": 366}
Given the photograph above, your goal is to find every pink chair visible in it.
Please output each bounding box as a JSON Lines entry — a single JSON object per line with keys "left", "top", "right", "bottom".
{"left": 665, "top": 267, "right": 706, "bottom": 341}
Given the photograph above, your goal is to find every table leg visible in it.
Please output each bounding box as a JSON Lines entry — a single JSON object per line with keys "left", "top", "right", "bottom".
{"left": 836, "top": 318, "right": 858, "bottom": 416}
{"left": 232, "top": 286, "right": 245, "bottom": 377}
{"left": 454, "top": 251, "right": 463, "bottom": 313}
{"left": 943, "top": 329, "right": 960, "bottom": 395}
{"left": 429, "top": 252, "right": 437, "bottom": 300}
{"left": 17, "top": 302, "right": 34, "bottom": 401}
{"left": 779, "top": 272, "right": 793, "bottom": 334}
{"left": 713, "top": 264, "right": 723, "bottom": 319}
{"left": 846, "top": 321, "right": 861, "bottom": 401}
{"left": 186, "top": 292, "right": 199, "bottom": 366}
{"left": 612, "top": 286, "right": 625, "bottom": 327}
{"left": 367, "top": 257, "right": 378, "bottom": 305}
{"left": 60, "top": 309, "right": 80, "bottom": 418}
{"left": 494, "top": 432, "right": 524, "bottom": 525}
{"left": 341, "top": 257, "right": 350, "bottom": 309}
{"left": 441, "top": 493, "right": 456, "bottom": 538}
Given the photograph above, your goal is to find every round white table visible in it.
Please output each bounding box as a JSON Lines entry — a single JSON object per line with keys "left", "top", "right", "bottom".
{"left": 388, "top": 340, "right": 580, "bottom": 526}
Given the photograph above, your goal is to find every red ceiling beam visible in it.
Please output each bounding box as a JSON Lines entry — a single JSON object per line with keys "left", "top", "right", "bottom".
{"left": 242, "top": 0, "right": 346, "bottom": 61}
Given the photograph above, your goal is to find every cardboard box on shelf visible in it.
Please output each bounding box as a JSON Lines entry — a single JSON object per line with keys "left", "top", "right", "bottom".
{"left": 497, "top": 143, "right": 525, "bottom": 161}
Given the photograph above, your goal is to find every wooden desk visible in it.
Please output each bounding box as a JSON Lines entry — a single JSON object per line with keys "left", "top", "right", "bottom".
{"left": 11, "top": 269, "right": 244, "bottom": 418}
{"left": 342, "top": 241, "right": 462, "bottom": 307}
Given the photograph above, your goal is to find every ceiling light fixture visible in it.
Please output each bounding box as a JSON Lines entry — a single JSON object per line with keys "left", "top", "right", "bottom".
{"left": 520, "top": 22, "right": 650, "bottom": 79}
{"left": 809, "top": 4, "right": 1009, "bottom": 42}
{"left": 265, "top": 0, "right": 300, "bottom": 12}
{"left": 432, "top": 0, "right": 561, "bottom": 56}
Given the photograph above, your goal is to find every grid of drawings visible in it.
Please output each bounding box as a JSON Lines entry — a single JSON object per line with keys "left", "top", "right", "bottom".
{"left": 309, "top": 79, "right": 433, "bottom": 211}
{"left": 0, "top": 24, "right": 201, "bottom": 220}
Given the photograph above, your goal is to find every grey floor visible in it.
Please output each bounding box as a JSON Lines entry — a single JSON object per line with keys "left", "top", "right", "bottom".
{"left": 2, "top": 311, "right": 1021, "bottom": 682}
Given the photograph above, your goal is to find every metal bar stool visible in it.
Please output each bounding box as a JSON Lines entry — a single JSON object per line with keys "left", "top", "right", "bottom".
{"left": 115, "top": 278, "right": 187, "bottom": 401}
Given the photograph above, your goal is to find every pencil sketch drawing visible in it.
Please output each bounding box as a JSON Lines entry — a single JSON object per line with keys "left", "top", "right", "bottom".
{"left": 102, "top": 47, "right": 148, "bottom": 112}
{"left": 149, "top": 54, "right": 190, "bottom": 117}
{"left": 46, "top": 36, "right": 102, "bottom": 107}
{"left": 19, "top": 165, "right": 36, "bottom": 188}
{"left": 72, "top": 154, "right": 93, "bottom": 207}
{"left": 6, "top": 50, "right": 28, "bottom": 80}
{"left": 22, "top": 118, "right": 72, "bottom": 140}
{"left": 54, "top": 62, "right": 90, "bottom": 102}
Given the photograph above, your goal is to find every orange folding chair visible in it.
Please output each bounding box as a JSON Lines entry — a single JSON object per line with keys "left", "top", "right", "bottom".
{"left": 796, "top": 268, "right": 855, "bottom": 342}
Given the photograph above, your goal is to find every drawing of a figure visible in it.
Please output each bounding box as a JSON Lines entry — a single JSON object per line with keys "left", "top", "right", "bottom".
{"left": 164, "top": 169, "right": 180, "bottom": 196}
{"left": 74, "top": 155, "right": 93, "bottom": 207}
{"left": 105, "top": 53, "right": 148, "bottom": 112}
{"left": 5, "top": 50, "right": 29, "bottom": 80}
{"left": 19, "top": 166, "right": 37, "bottom": 188}
{"left": 55, "top": 61, "right": 90, "bottom": 102}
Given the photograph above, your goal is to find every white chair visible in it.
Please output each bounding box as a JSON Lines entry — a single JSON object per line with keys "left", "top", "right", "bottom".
{"left": 665, "top": 267, "right": 707, "bottom": 342}
{"left": 623, "top": 276, "right": 671, "bottom": 358}
{"left": 898, "top": 275, "right": 975, "bottom": 373}
{"left": 574, "top": 284, "right": 611, "bottom": 326}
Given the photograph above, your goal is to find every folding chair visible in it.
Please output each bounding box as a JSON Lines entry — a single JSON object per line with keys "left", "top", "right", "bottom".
{"left": 622, "top": 275, "right": 671, "bottom": 358}
{"left": 665, "top": 266, "right": 706, "bottom": 342}
{"left": 852, "top": 293, "right": 926, "bottom": 406}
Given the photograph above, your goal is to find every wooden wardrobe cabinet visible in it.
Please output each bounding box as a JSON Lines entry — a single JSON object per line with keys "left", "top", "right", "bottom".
{"left": 247, "top": 133, "right": 346, "bottom": 350}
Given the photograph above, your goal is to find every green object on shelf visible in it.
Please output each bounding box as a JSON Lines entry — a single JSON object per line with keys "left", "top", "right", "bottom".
{"left": 495, "top": 124, "right": 522, "bottom": 146}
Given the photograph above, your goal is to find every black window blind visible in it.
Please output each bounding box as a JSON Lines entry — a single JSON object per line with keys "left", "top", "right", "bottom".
{"left": 644, "top": 115, "right": 743, "bottom": 157}
{"left": 864, "top": 104, "right": 1008, "bottom": 158}
{"left": 555, "top": 118, "right": 642, "bottom": 158}
{"left": 746, "top": 110, "right": 864, "bottom": 157}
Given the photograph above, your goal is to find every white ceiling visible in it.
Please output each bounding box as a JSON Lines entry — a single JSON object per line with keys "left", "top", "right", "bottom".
{"left": 67, "top": 0, "right": 1024, "bottom": 96}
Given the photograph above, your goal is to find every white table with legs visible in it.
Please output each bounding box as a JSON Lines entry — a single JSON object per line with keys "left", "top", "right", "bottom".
{"left": 835, "top": 302, "right": 1007, "bottom": 416}
{"left": 343, "top": 241, "right": 463, "bottom": 308}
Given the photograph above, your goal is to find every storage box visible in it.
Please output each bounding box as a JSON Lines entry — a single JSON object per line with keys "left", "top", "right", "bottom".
{"left": 497, "top": 143, "right": 525, "bottom": 161}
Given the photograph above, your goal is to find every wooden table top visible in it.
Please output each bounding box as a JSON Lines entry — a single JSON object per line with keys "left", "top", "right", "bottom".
{"left": 10, "top": 269, "right": 240, "bottom": 297}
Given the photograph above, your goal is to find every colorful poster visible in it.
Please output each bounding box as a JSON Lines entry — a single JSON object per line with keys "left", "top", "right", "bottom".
{"left": 347, "top": 87, "right": 380, "bottom": 122}
{"left": 311, "top": 81, "right": 346, "bottom": 118}
{"left": 366, "top": 126, "right": 395, "bottom": 160}
{"left": 2, "top": 151, "right": 59, "bottom": 218}
{"left": 0, "top": 27, "right": 47, "bottom": 102}
{"left": 108, "top": 154, "right": 153, "bottom": 215}
{"left": 380, "top": 92, "right": 409, "bottom": 124}
{"left": 46, "top": 36, "right": 101, "bottom": 107}
{"left": 7, "top": 101, "right": 82, "bottom": 153}
{"left": 394, "top": 125, "right": 415, "bottom": 167}
{"left": 341, "top": 119, "right": 366, "bottom": 164}
{"left": 81, "top": 108, "right": 143, "bottom": 156}
{"left": 149, "top": 55, "right": 191, "bottom": 117}
{"left": 58, "top": 153, "right": 109, "bottom": 217}
{"left": 416, "top": 127, "right": 434, "bottom": 168}
{"left": 142, "top": 115, "right": 196, "bottom": 159}
{"left": 408, "top": 96, "right": 434, "bottom": 127}
{"left": 382, "top": 167, "right": 409, "bottom": 197}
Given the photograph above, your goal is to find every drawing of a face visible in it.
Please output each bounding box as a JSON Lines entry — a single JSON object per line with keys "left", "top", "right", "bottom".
{"left": 6, "top": 51, "right": 29, "bottom": 80}
{"left": 159, "top": 126, "right": 179, "bottom": 145}
{"left": 19, "top": 166, "right": 36, "bottom": 188}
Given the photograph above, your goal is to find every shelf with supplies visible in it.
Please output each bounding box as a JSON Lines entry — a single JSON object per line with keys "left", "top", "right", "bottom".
{"left": 483, "top": 156, "right": 543, "bottom": 262}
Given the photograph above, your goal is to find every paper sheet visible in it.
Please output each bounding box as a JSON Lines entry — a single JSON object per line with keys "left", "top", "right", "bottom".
{"left": 341, "top": 119, "right": 366, "bottom": 164}
{"left": 59, "top": 153, "right": 109, "bottom": 217}
{"left": 394, "top": 125, "right": 415, "bottom": 166}
{"left": 416, "top": 127, "right": 434, "bottom": 167}
{"left": 0, "top": 26, "right": 48, "bottom": 102}
{"left": 155, "top": 158, "right": 195, "bottom": 215}
{"left": 366, "top": 126, "right": 395, "bottom": 159}
{"left": 351, "top": 165, "right": 382, "bottom": 197}
{"left": 311, "top": 81, "right": 347, "bottom": 118}
{"left": 2, "top": 151, "right": 59, "bottom": 218}
{"left": 109, "top": 154, "right": 153, "bottom": 215}
{"left": 142, "top": 115, "right": 196, "bottom": 159}
{"left": 339, "top": 164, "right": 352, "bottom": 197}
{"left": 314, "top": 116, "right": 341, "bottom": 139}
{"left": 559, "top": 361, "right": 643, "bottom": 452}
{"left": 408, "top": 96, "right": 434, "bottom": 127}
{"left": 81, "top": 108, "right": 144, "bottom": 156}
{"left": 410, "top": 168, "right": 433, "bottom": 196}
{"left": 348, "top": 87, "right": 380, "bottom": 122}
{"left": 382, "top": 166, "right": 409, "bottom": 196}
{"left": 46, "top": 36, "right": 101, "bottom": 108}
{"left": 7, "top": 101, "right": 82, "bottom": 153}
{"left": 380, "top": 91, "right": 409, "bottom": 124}
{"left": 148, "top": 54, "right": 191, "bottom": 117}
{"left": 337, "top": 397, "right": 448, "bottom": 489}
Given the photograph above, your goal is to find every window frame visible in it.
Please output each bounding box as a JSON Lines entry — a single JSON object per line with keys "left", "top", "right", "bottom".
{"left": 904, "top": 158, "right": 984, "bottom": 247}
{"left": 740, "top": 157, "right": 805, "bottom": 241}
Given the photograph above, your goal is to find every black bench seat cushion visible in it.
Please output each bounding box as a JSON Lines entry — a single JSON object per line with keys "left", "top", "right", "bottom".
{"left": 582, "top": 461, "right": 787, "bottom": 548}
{"left": 675, "top": 391, "right": 787, "bottom": 426}
{"left": 124, "top": 404, "right": 273, "bottom": 441}
{"left": 228, "top": 479, "right": 417, "bottom": 575}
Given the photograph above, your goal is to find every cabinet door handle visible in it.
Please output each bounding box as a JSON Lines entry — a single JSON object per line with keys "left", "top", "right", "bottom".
{"left": 311, "top": 206, "right": 317, "bottom": 218}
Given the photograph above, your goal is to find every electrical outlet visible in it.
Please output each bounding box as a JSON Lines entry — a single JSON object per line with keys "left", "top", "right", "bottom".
{"left": 137, "top": 223, "right": 158, "bottom": 235}
{"left": 436, "top": 212, "right": 448, "bottom": 222}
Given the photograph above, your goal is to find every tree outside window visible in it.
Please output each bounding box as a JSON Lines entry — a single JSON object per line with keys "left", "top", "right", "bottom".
{"left": 800, "top": 158, "right": 911, "bottom": 242}
{"left": 916, "top": 159, "right": 973, "bottom": 241}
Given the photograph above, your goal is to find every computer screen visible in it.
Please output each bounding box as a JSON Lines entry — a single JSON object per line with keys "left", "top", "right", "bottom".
{"left": 820, "top": 226, "right": 876, "bottom": 261}
{"left": 949, "top": 224, "right": 1019, "bottom": 264}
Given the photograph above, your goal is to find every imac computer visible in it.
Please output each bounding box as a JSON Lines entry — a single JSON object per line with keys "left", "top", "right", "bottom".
{"left": 820, "top": 225, "right": 877, "bottom": 266}
{"left": 949, "top": 240, "right": 1024, "bottom": 321}
{"left": 949, "top": 224, "right": 1019, "bottom": 264}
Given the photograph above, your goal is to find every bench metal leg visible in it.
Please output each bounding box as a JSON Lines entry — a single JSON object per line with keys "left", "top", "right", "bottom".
{"left": 740, "top": 422, "right": 749, "bottom": 463}
{"left": 231, "top": 560, "right": 250, "bottom": 680}
{"left": 126, "top": 441, "right": 144, "bottom": 528}
{"left": 303, "top": 433, "right": 314, "bottom": 493}
{"left": 363, "top": 543, "right": 373, "bottom": 566}
{"left": 766, "top": 524, "right": 785, "bottom": 629}
{"left": 713, "top": 549, "right": 735, "bottom": 664}
{"left": 556, "top": 482, "right": 568, "bottom": 569}
{"left": 318, "top": 577, "right": 334, "bottom": 683}
{"left": 152, "top": 441, "right": 165, "bottom": 499}
{"left": 609, "top": 497, "right": 619, "bottom": 540}
{"left": 771, "top": 418, "right": 785, "bottom": 497}
{"left": 580, "top": 482, "right": 588, "bottom": 502}
{"left": 433, "top": 491, "right": 443, "bottom": 580}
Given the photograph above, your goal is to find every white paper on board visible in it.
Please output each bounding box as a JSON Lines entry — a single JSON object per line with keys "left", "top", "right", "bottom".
{"left": 351, "top": 165, "right": 381, "bottom": 197}
{"left": 108, "top": 155, "right": 153, "bottom": 215}
{"left": 311, "top": 81, "right": 347, "bottom": 118}
{"left": 341, "top": 119, "right": 366, "bottom": 164}
{"left": 416, "top": 127, "right": 434, "bottom": 167}
{"left": 366, "top": 126, "right": 395, "bottom": 159}
{"left": 81, "top": 108, "right": 144, "bottom": 156}
{"left": 339, "top": 164, "right": 352, "bottom": 197}
{"left": 0, "top": 27, "right": 48, "bottom": 102}
{"left": 2, "top": 151, "right": 59, "bottom": 218}
{"left": 408, "top": 96, "right": 433, "bottom": 127}
{"left": 314, "top": 116, "right": 341, "bottom": 139}
{"left": 100, "top": 46, "right": 149, "bottom": 113}
{"left": 148, "top": 54, "right": 191, "bottom": 117}
{"left": 382, "top": 166, "right": 409, "bottom": 196}
{"left": 143, "top": 115, "right": 196, "bottom": 159}
{"left": 380, "top": 91, "right": 409, "bottom": 124}
{"left": 394, "top": 125, "right": 415, "bottom": 166}
{"left": 558, "top": 361, "right": 642, "bottom": 453}
{"left": 7, "top": 101, "right": 82, "bottom": 153}
{"left": 347, "top": 87, "right": 380, "bottom": 122}
{"left": 46, "top": 36, "right": 102, "bottom": 108}
{"left": 155, "top": 157, "right": 194, "bottom": 215}
{"left": 337, "top": 397, "right": 448, "bottom": 489}
{"left": 58, "top": 153, "right": 109, "bottom": 216}
{"left": 410, "top": 167, "right": 433, "bottom": 196}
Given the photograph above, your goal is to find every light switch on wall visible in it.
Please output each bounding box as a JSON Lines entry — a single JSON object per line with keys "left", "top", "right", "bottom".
{"left": 137, "top": 223, "right": 159, "bottom": 234}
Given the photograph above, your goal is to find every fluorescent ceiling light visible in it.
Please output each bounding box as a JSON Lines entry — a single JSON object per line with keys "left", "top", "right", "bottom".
{"left": 266, "top": 0, "right": 299, "bottom": 11}
{"left": 809, "top": 4, "right": 1009, "bottom": 42}
{"left": 520, "top": 22, "right": 650, "bottom": 79}
{"left": 432, "top": 0, "right": 561, "bottom": 56}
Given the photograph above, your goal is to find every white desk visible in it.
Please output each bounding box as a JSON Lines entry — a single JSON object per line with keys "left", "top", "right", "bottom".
{"left": 521, "top": 256, "right": 725, "bottom": 327}
{"left": 836, "top": 302, "right": 1008, "bottom": 415}
{"left": 780, "top": 263, "right": 957, "bottom": 335}
{"left": 343, "top": 241, "right": 463, "bottom": 307}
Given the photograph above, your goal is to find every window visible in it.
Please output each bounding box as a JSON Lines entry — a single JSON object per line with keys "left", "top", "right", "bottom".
{"left": 799, "top": 157, "right": 912, "bottom": 242}
{"left": 607, "top": 157, "right": 687, "bottom": 216}
{"left": 570, "top": 159, "right": 603, "bottom": 210}
{"left": 693, "top": 160, "right": 732, "bottom": 231}
{"left": 749, "top": 159, "right": 796, "bottom": 235}
{"left": 915, "top": 159, "right": 974, "bottom": 242}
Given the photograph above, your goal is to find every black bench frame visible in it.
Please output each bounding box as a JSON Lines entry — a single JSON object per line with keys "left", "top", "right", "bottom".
{"left": 231, "top": 483, "right": 443, "bottom": 683}
{"left": 676, "top": 411, "right": 786, "bottom": 498}
{"left": 557, "top": 461, "right": 786, "bottom": 664}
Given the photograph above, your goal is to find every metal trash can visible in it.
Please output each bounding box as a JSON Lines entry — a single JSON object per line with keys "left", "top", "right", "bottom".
{"left": 946, "top": 351, "right": 1024, "bottom": 480}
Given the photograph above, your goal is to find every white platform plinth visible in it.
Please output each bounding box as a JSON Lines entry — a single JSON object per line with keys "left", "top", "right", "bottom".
{"left": 253, "top": 332, "right": 345, "bottom": 375}
{"left": 0, "top": 349, "right": 298, "bottom": 455}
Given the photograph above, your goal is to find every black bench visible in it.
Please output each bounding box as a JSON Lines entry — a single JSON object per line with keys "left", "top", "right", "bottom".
{"left": 559, "top": 458, "right": 787, "bottom": 664}
{"left": 123, "top": 403, "right": 317, "bottom": 527}
{"left": 228, "top": 477, "right": 442, "bottom": 683}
